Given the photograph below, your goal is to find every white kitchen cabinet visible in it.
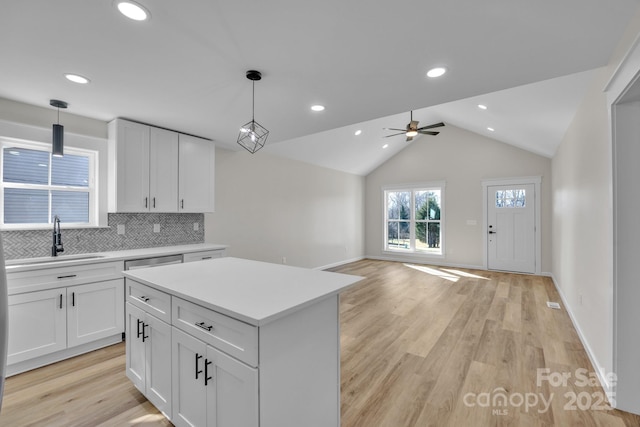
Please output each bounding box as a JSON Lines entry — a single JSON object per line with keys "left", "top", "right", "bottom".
{"left": 7, "top": 288, "right": 67, "bottom": 365}
{"left": 108, "top": 119, "right": 215, "bottom": 213}
{"left": 149, "top": 127, "right": 179, "bottom": 212}
{"left": 179, "top": 134, "right": 215, "bottom": 213}
{"left": 126, "top": 302, "right": 172, "bottom": 418}
{"left": 67, "top": 279, "right": 124, "bottom": 347}
{"left": 171, "top": 327, "right": 258, "bottom": 427}
{"left": 108, "top": 119, "right": 179, "bottom": 212}
{"left": 182, "top": 249, "right": 225, "bottom": 263}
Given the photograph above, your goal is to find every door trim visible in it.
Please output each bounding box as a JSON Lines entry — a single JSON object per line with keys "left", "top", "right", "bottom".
{"left": 482, "top": 176, "right": 541, "bottom": 275}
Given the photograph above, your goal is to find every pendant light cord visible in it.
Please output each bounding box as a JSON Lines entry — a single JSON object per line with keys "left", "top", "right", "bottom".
{"left": 252, "top": 80, "right": 255, "bottom": 122}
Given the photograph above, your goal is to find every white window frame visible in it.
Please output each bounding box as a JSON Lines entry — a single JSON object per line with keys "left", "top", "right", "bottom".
{"left": 0, "top": 137, "right": 98, "bottom": 229}
{"left": 382, "top": 181, "right": 446, "bottom": 258}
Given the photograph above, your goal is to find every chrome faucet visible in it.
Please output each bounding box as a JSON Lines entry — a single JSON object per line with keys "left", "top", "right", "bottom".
{"left": 52, "top": 215, "right": 64, "bottom": 257}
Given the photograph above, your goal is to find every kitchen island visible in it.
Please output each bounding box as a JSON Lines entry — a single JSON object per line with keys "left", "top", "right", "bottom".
{"left": 123, "top": 257, "right": 363, "bottom": 427}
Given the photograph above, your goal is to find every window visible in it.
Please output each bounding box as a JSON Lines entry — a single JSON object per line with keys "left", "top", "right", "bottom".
{"left": 384, "top": 183, "right": 444, "bottom": 255}
{"left": 495, "top": 188, "right": 526, "bottom": 208}
{"left": 0, "top": 138, "right": 97, "bottom": 228}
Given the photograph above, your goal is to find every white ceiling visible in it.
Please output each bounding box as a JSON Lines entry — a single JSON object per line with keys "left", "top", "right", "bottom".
{"left": 0, "top": 1, "right": 637, "bottom": 175}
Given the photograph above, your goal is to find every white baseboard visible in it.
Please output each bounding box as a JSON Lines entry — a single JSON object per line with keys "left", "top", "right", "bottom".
{"left": 315, "top": 256, "right": 365, "bottom": 271}
{"left": 549, "top": 274, "right": 614, "bottom": 401}
{"left": 366, "top": 254, "right": 484, "bottom": 271}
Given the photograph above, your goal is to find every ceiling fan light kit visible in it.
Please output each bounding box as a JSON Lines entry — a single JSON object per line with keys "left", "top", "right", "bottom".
{"left": 237, "top": 70, "right": 270, "bottom": 154}
{"left": 384, "top": 111, "right": 444, "bottom": 141}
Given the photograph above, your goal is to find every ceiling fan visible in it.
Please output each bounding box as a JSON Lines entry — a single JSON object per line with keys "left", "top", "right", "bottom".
{"left": 384, "top": 111, "right": 445, "bottom": 141}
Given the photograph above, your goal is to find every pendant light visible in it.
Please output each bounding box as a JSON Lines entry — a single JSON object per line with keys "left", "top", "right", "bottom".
{"left": 237, "top": 70, "right": 269, "bottom": 154}
{"left": 50, "top": 99, "right": 68, "bottom": 157}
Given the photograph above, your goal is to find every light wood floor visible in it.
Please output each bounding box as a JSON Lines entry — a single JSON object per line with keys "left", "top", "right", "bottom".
{"left": 2, "top": 259, "right": 640, "bottom": 426}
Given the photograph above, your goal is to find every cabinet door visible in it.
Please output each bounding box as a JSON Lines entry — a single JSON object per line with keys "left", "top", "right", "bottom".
{"left": 179, "top": 134, "right": 215, "bottom": 213}
{"left": 67, "top": 279, "right": 125, "bottom": 347}
{"left": 172, "top": 327, "right": 208, "bottom": 427}
{"left": 7, "top": 289, "right": 66, "bottom": 364}
{"left": 149, "top": 127, "right": 179, "bottom": 212}
{"left": 125, "top": 302, "right": 146, "bottom": 393}
{"left": 146, "top": 313, "right": 172, "bottom": 419}
{"left": 111, "top": 119, "right": 150, "bottom": 212}
{"left": 206, "top": 346, "right": 258, "bottom": 427}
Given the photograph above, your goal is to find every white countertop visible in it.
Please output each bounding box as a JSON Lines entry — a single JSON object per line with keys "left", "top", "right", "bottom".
{"left": 5, "top": 243, "right": 228, "bottom": 272}
{"left": 124, "top": 257, "right": 363, "bottom": 326}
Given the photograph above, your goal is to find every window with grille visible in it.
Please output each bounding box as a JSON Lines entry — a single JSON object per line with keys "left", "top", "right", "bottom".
{"left": 0, "top": 139, "right": 97, "bottom": 228}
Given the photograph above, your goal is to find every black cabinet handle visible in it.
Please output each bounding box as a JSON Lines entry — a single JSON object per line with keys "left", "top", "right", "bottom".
{"left": 57, "top": 274, "right": 77, "bottom": 279}
{"left": 59, "top": 294, "right": 63, "bottom": 309}
{"left": 202, "top": 256, "right": 212, "bottom": 260}
{"left": 72, "top": 292, "right": 75, "bottom": 307}
{"left": 153, "top": 197, "right": 156, "bottom": 208}
{"left": 195, "top": 321, "right": 213, "bottom": 332}
{"left": 139, "top": 296, "right": 150, "bottom": 303}
{"left": 205, "top": 359, "right": 213, "bottom": 386}
{"left": 142, "top": 323, "right": 148, "bottom": 342}
{"left": 145, "top": 197, "right": 148, "bottom": 208}
{"left": 137, "top": 319, "right": 143, "bottom": 339}
{"left": 195, "top": 353, "right": 203, "bottom": 380}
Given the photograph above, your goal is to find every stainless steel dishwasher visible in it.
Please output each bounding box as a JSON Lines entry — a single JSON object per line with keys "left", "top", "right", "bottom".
{"left": 124, "top": 253, "right": 183, "bottom": 270}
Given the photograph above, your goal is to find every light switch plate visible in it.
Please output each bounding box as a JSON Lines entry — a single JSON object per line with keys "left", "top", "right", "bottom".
{"left": 117, "top": 224, "right": 125, "bottom": 235}
{"left": 153, "top": 224, "right": 160, "bottom": 233}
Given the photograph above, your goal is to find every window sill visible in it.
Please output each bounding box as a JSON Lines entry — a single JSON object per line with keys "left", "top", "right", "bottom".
{"left": 0, "top": 224, "right": 110, "bottom": 231}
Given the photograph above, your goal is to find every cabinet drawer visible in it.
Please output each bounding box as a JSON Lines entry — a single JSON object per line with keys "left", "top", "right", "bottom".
{"left": 7, "top": 261, "right": 124, "bottom": 295}
{"left": 172, "top": 297, "right": 258, "bottom": 367}
{"left": 182, "top": 250, "right": 224, "bottom": 263}
{"left": 127, "top": 279, "right": 171, "bottom": 323}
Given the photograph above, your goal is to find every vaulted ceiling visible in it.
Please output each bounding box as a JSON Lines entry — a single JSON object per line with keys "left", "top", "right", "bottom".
{"left": 0, "top": 1, "right": 637, "bottom": 175}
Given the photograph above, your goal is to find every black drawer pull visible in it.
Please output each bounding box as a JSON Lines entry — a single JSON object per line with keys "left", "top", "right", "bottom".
{"left": 195, "top": 353, "right": 203, "bottom": 380}
{"left": 201, "top": 256, "right": 212, "bottom": 260}
{"left": 139, "top": 296, "right": 151, "bottom": 303}
{"left": 195, "top": 321, "right": 213, "bottom": 332}
{"left": 205, "top": 359, "right": 213, "bottom": 386}
{"left": 57, "top": 274, "right": 77, "bottom": 279}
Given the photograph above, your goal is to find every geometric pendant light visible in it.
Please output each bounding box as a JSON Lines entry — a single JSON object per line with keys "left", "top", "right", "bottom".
{"left": 50, "top": 99, "right": 68, "bottom": 157}
{"left": 237, "top": 70, "right": 269, "bottom": 154}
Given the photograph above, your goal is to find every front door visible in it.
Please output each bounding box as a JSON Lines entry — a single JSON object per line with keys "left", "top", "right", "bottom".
{"left": 487, "top": 184, "right": 536, "bottom": 274}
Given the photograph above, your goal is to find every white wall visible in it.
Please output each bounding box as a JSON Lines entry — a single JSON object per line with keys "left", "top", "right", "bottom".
{"left": 365, "top": 124, "right": 552, "bottom": 271}
{"left": 205, "top": 148, "right": 365, "bottom": 269}
{"left": 551, "top": 9, "right": 640, "bottom": 396}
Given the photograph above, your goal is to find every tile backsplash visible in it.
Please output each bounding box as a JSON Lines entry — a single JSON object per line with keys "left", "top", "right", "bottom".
{"left": 0, "top": 213, "right": 204, "bottom": 260}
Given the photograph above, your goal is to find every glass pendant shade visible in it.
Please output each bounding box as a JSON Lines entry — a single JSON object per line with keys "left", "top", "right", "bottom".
{"left": 237, "top": 70, "right": 269, "bottom": 154}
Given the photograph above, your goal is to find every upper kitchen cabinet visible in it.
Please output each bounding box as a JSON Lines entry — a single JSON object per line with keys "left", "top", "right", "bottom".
{"left": 178, "top": 134, "right": 215, "bottom": 213}
{"left": 108, "top": 119, "right": 215, "bottom": 213}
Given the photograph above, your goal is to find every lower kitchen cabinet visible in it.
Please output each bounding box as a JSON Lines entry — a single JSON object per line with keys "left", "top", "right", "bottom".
{"left": 126, "top": 302, "right": 172, "bottom": 418}
{"left": 7, "top": 279, "right": 124, "bottom": 365}
{"left": 68, "top": 279, "right": 124, "bottom": 347}
{"left": 171, "top": 327, "right": 258, "bottom": 427}
{"left": 7, "top": 288, "right": 67, "bottom": 364}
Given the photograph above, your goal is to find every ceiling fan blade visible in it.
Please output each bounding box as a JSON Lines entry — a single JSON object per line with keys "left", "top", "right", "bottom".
{"left": 418, "top": 131, "right": 440, "bottom": 136}
{"left": 384, "top": 128, "right": 406, "bottom": 132}
{"left": 417, "top": 122, "right": 445, "bottom": 131}
{"left": 384, "top": 132, "right": 405, "bottom": 138}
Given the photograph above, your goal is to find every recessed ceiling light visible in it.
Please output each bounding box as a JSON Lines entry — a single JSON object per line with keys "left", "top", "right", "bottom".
{"left": 311, "top": 105, "right": 325, "bottom": 112}
{"left": 382, "top": 144, "right": 389, "bottom": 149}
{"left": 487, "top": 127, "right": 495, "bottom": 132}
{"left": 354, "top": 130, "right": 362, "bottom": 136}
{"left": 116, "top": 1, "right": 149, "bottom": 21}
{"left": 478, "top": 104, "right": 488, "bottom": 110}
{"left": 65, "top": 74, "right": 90, "bottom": 84}
{"left": 426, "top": 67, "right": 447, "bottom": 78}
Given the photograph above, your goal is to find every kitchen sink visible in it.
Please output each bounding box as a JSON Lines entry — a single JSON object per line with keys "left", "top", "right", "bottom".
{"left": 6, "top": 254, "right": 106, "bottom": 268}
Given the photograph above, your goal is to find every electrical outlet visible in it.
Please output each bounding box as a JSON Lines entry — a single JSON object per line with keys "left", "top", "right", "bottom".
{"left": 153, "top": 224, "right": 160, "bottom": 233}
{"left": 117, "top": 224, "right": 125, "bottom": 235}
{"left": 193, "top": 222, "right": 199, "bottom": 231}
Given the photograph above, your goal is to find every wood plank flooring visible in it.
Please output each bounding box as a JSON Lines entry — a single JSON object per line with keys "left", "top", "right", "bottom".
{"left": 1, "top": 259, "right": 640, "bottom": 426}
